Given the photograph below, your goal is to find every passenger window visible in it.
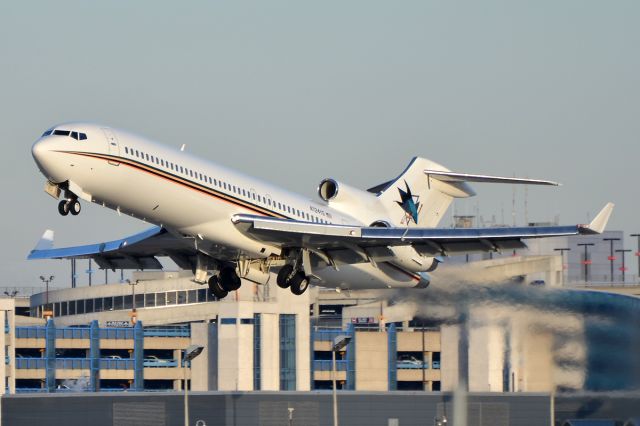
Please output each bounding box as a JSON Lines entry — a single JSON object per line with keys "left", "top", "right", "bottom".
{"left": 125, "top": 147, "right": 129, "bottom": 154}
{"left": 145, "top": 153, "right": 149, "bottom": 161}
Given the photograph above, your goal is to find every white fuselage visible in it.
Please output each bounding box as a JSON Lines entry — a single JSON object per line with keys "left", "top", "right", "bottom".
{"left": 31, "top": 123, "right": 428, "bottom": 290}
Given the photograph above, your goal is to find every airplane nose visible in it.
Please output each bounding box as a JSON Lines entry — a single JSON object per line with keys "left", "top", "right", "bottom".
{"left": 31, "top": 139, "right": 46, "bottom": 164}
{"left": 32, "top": 138, "right": 64, "bottom": 183}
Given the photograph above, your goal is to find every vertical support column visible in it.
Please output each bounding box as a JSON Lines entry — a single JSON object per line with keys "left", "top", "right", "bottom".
{"left": 387, "top": 323, "right": 397, "bottom": 391}
{"left": 89, "top": 320, "right": 100, "bottom": 392}
{"left": 45, "top": 319, "right": 56, "bottom": 392}
{"left": 309, "top": 323, "right": 315, "bottom": 390}
{"left": 133, "top": 320, "right": 144, "bottom": 391}
{"left": 208, "top": 321, "right": 218, "bottom": 390}
{"left": 253, "top": 314, "right": 261, "bottom": 391}
{"left": 345, "top": 323, "right": 355, "bottom": 391}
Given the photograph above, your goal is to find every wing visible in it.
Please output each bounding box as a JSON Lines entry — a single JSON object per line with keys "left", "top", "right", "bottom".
{"left": 27, "top": 226, "right": 199, "bottom": 270}
{"left": 233, "top": 203, "right": 614, "bottom": 263}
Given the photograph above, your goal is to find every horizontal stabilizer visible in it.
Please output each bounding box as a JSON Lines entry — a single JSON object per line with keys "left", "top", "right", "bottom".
{"left": 581, "top": 202, "right": 615, "bottom": 234}
{"left": 425, "top": 170, "right": 560, "bottom": 186}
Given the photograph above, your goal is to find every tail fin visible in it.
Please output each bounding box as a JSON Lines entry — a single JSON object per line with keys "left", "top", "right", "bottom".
{"left": 375, "top": 157, "right": 475, "bottom": 227}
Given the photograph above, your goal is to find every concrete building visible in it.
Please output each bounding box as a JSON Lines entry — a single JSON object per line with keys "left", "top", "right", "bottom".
{"left": 2, "top": 251, "right": 638, "bottom": 396}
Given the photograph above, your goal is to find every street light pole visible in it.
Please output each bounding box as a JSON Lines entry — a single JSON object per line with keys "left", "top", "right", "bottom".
{"left": 603, "top": 238, "right": 620, "bottom": 282}
{"left": 577, "top": 243, "right": 595, "bottom": 283}
{"left": 127, "top": 280, "right": 139, "bottom": 324}
{"left": 615, "top": 249, "right": 632, "bottom": 283}
{"left": 183, "top": 345, "right": 204, "bottom": 426}
{"left": 39, "top": 275, "right": 54, "bottom": 317}
{"left": 331, "top": 335, "right": 351, "bottom": 426}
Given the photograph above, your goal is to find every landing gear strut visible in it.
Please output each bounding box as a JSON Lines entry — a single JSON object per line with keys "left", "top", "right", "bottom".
{"left": 58, "top": 199, "right": 81, "bottom": 216}
{"left": 277, "top": 265, "right": 310, "bottom": 295}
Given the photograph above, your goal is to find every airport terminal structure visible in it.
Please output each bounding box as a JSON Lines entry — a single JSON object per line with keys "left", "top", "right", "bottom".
{"left": 1, "top": 230, "right": 639, "bottom": 424}
{"left": 1, "top": 230, "right": 638, "bottom": 396}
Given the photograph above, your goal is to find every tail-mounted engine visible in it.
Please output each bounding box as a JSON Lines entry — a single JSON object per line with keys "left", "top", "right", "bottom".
{"left": 318, "top": 178, "right": 390, "bottom": 224}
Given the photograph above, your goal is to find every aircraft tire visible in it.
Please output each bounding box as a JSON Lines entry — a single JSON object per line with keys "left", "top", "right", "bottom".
{"left": 276, "top": 265, "right": 294, "bottom": 288}
{"left": 58, "top": 200, "right": 69, "bottom": 216}
{"left": 219, "top": 267, "right": 241, "bottom": 291}
{"left": 289, "top": 272, "right": 309, "bottom": 296}
{"left": 208, "top": 276, "right": 228, "bottom": 299}
{"left": 69, "top": 200, "right": 81, "bottom": 216}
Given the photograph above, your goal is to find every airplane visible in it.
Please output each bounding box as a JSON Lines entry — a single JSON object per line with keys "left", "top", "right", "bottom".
{"left": 29, "top": 122, "right": 614, "bottom": 298}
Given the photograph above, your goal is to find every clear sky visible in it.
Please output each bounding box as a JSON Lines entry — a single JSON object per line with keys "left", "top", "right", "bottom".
{"left": 1, "top": 1, "right": 639, "bottom": 289}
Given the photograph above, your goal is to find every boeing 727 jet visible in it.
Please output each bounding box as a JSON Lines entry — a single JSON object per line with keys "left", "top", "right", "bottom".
{"left": 29, "top": 123, "right": 614, "bottom": 298}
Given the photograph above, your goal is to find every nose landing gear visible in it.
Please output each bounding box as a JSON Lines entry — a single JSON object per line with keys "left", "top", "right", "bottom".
{"left": 57, "top": 199, "right": 81, "bottom": 216}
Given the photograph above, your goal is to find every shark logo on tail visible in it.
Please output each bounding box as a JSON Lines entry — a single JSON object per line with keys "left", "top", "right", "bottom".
{"left": 396, "top": 181, "right": 421, "bottom": 224}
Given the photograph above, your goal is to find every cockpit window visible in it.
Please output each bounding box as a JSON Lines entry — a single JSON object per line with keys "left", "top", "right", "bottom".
{"left": 42, "top": 128, "right": 87, "bottom": 140}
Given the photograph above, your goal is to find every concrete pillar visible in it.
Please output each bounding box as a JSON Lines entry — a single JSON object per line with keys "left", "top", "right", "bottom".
{"left": 89, "top": 320, "right": 100, "bottom": 392}
{"left": 388, "top": 324, "right": 397, "bottom": 391}
{"left": 133, "top": 321, "right": 144, "bottom": 391}
{"left": 45, "top": 319, "right": 56, "bottom": 392}
{"left": 190, "top": 323, "right": 209, "bottom": 391}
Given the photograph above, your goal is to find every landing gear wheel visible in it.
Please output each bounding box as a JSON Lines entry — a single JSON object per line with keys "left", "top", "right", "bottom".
{"left": 219, "top": 267, "right": 241, "bottom": 291}
{"left": 289, "top": 271, "right": 310, "bottom": 296}
{"left": 58, "top": 200, "right": 70, "bottom": 216}
{"left": 69, "top": 200, "right": 81, "bottom": 216}
{"left": 277, "top": 265, "right": 294, "bottom": 288}
{"left": 208, "top": 276, "right": 228, "bottom": 299}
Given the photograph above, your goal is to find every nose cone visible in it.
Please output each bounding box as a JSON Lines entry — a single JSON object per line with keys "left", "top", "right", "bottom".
{"left": 32, "top": 138, "right": 65, "bottom": 183}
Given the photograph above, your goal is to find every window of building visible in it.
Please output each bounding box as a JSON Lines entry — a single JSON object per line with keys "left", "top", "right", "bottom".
{"left": 279, "top": 314, "right": 296, "bottom": 390}
{"left": 177, "top": 291, "right": 187, "bottom": 304}
{"left": 145, "top": 293, "right": 156, "bottom": 307}
{"left": 68, "top": 301, "right": 76, "bottom": 315}
{"left": 113, "top": 296, "right": 123, "bottom": 311}
{"left": 60, "top": 301, "right": 68, "bottom": 316}
{"left": 86, "top": 299, "right": 94, "bottom": 313}
{"left": 188, "top": 290, "right": 197, "bottom": 304}
{"left": 166, "top": 291, "right": 177, "bottom": 305}
{"left": 76, "top": 300, "right": 85, "bottom": 315}
{"left": 103, "top": 297, "right": 113, "bottom": 311}
{"left": 94, "top": 298, "right": 103, "bottom": 313}
{"left": 134, "top": 294, "right": 144, "bottom": 309}
{"left": 197, "top": 289, "right": 207, "bottom": 303}
{"left": 123, "top": 295, "right": 133, "bottom": 310}
{"left": 156, "top": 292, "right": 166, "bottom": 306}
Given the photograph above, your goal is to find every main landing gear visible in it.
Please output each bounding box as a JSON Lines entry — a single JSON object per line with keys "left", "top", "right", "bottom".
{"left": 207, "top": 266, "right": 242, "bottom": 299}
{"left": 58, "top": 199, "right": 81, "bottom": 216}
{"left": 276, "top": 264, "right": 310, "bottom": 295}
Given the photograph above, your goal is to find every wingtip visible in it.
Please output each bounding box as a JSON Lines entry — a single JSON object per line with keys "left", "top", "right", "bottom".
{"left": 585, "top": 203, "right": 615, "bottom": 234}
{"left": 33, "top": 229, "right": 55, "bottom": 252}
